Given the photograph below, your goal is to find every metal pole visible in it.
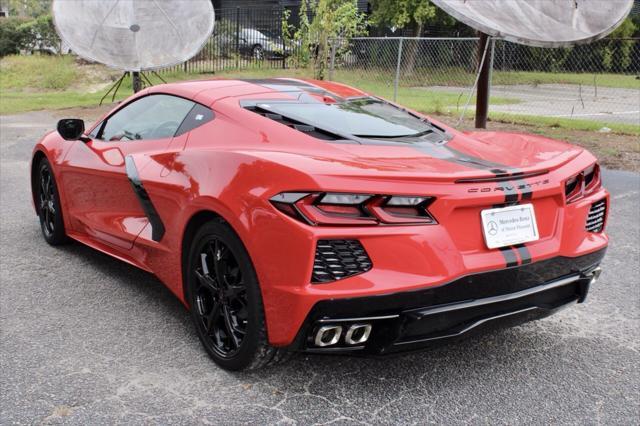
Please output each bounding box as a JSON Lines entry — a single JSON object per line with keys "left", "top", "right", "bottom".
{"left": 132, "top": 71, "right": 142, "bottom": 93}
{"left": 235, "top": 7, "right": 240, "bottom": 69}
{"left": 394, "top": 38, "right": 404, "bottom": 102}
{"left": 475, "top": 33, "right": 492, "bottom": 129}
{"left": 488, "top": 37, "right": 496, "bottom": 106}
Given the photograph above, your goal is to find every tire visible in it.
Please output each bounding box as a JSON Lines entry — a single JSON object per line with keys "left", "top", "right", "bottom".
{"left": 252, "top": 44, "right": 264, "bottom": 60}
{"left": 36, "top": 158, "right": 68, "bottom": 245}
{"left": 185, "top": 219, "right": 290, "bottom": 370}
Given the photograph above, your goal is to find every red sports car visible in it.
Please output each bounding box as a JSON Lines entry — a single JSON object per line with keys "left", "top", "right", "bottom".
{"left": 31, "top": 78, "right": 608, "bottom": 370}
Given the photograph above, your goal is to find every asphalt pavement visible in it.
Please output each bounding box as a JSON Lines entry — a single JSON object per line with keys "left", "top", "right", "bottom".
{"left": 428, "top": 84, "right": 640, "bottom": 125}
{"left": 1, "top": 111, "right": 639, "bottom": 425}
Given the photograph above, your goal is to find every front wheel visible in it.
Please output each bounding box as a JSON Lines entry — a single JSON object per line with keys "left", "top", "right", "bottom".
{"left": 36, "top": 158, "right": 68, "bottom": 245}
{"left": 185, "top": 220, "right": 290, "bottom": 370}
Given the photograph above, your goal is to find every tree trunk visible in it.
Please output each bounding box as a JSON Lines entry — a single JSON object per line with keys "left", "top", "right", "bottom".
{"left": 314, "top": 30, "right": 328, "bottom": 80}
{"left": 402, "top": 21, "right": 424, "bottom": 76}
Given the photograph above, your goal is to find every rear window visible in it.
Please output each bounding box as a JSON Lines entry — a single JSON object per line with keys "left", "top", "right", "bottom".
{"left": 256, "top": 99, "right": 432, "bottom": 138}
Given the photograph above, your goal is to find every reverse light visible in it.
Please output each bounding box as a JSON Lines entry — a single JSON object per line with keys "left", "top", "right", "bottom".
{"left": 386, "top": 196, "right": 428, "bottom": 206}
{"left": 320, "top": 193, "right": 372, "bottom": 205}
{"left": 270, "top": 192, "right": 436, "bottom": 226}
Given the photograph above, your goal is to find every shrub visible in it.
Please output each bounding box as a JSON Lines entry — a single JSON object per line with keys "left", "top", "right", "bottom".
{"left": 0, "top": 17, "right": 30, "bottom": 56}
{"left": 18, "top": 14, "right": 62, "bottom": 54}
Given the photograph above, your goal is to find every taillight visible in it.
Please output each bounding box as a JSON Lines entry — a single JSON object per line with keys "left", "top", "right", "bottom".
{"left": 270, "top": 192, "right": 436, "bottom": 226}
{"left": 367, "top": 195, "right": 435, "bottom": 224}
{"left": 565, "top": 163, "right": 601, "bottom": 203}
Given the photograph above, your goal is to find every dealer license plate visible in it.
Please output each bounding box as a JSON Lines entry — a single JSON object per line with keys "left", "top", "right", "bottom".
{"left": 480, "top": 204, "right": 539, "bottom": 249}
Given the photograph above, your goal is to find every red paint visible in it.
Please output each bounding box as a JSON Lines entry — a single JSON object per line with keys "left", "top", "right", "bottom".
{"left": 31, "top": 78, "right": 609, "bottom": 346}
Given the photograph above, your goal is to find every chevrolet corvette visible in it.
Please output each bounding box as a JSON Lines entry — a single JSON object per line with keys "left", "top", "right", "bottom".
{"left": 31, "top": 78, "right": 608, "bottom": 370}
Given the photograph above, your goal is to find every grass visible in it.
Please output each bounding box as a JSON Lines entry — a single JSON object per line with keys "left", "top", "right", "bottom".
{"left": 487, "top": 112, "right": 640, "bottom": 136}
{"left": 0, "top": 55, "right": 198, "bottom": 113}
{"left": 1, "top": 55, "right": 638, "bottom": 135}
{"left": 1, "top": 90, "right": 122, "bottom": 114}
{"left": 209, "top": 67, "right": 518, "bottom": 113}
{"left": 333, "top": 66, "right": 640, "bottom": 90}
{"left": 491, "top": 70, "right": 640, "bottom": 89}
{"left": 0, "top": 55, "right": 79, "bottom": 90}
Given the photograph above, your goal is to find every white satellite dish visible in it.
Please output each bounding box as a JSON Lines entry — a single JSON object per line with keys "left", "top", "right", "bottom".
{"left": 52, "top": 0, "right": 215, "bottom": 71}
{"left": 431, "top": 0, "right": 634, "bottom": 47}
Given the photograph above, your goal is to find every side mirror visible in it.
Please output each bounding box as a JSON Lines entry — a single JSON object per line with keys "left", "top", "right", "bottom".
{"left": 57, "top": 118, "right": 85, "bottom": 141}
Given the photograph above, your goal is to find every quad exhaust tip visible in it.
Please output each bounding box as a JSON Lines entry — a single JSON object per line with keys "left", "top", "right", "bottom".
{"left": 589, "top": 267, "right": 602, "bottom": 285}
{"left": 314, "top": 323, "right": 372, "bottom": 347}
{"left": 314, "top": 325, "right": 342, "bottom": 347}
{"left": 345, "top": 324, "right": 372, "bottom": 345}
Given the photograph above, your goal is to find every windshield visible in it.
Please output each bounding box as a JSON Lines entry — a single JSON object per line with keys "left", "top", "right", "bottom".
{"left": 257, "top": 99, "right": 432, "bottom": 138}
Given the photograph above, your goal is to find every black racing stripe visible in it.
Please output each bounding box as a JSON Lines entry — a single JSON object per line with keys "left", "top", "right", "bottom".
{"left": 504, "top": 188, "right": 519, "bottom": 204}
{"left": 510, "top": 172, "right": 533, "bottom": 201}
{"left": 397, "top": 131, "right": 537, "bottom": 269}
{"left": 520, "top": 187, "right": 533, "bottom": 201}
{"left": 446, "top": 146, "right": 515, "bottom": 172}
{"left": 499, "top": 247, "right": 519, "bottom": 267}
{"left": 421, "top": 146, "right": 526, "bottom": 204}
{"left": 514, "top": 244, "right": 532, "bottom": 265}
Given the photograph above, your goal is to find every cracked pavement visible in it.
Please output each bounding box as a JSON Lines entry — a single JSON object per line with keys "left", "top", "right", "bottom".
{"left": 1, "top": 111, "right": 639, "bottom": 425}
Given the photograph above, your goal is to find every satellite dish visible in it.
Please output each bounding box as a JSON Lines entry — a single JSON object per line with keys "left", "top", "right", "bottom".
{"left": 52, "top": 0, "right": 215, "bottom": 71}
{"left": 431, "top": 0, "right": 634, "bottom": 47}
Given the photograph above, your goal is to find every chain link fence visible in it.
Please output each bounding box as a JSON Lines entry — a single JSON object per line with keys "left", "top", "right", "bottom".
{"left": 171, "top": 10, "right": 638, "bottom": 132}
{"left": 328, "top": 37, "right": 640, "bottom": 130}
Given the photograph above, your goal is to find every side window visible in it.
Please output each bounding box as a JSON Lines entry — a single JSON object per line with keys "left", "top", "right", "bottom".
{"left": 98, "top": 94, "right": 195, "bottom": 141}
{"left": 175, "top": 104, "right": 215, "bottom": 136}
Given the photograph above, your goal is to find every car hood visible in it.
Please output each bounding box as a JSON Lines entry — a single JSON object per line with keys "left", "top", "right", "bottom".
{"left": 242, "top": 131, "right": 584, "bottom": 182}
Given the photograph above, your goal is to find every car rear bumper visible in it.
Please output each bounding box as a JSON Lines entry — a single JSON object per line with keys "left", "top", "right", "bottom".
{"left": 287, "top": 248, "right": 605, "bottom": 355}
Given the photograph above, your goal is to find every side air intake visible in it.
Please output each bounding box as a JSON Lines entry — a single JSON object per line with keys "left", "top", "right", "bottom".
{"left": 585, "top": 199, "right": 607, "bottom": 233}
{"left": 312, "top": 240, "right": 372, "bottom": 283}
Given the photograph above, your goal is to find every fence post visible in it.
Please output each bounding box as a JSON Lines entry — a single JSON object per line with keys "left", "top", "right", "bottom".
{"left": 474, "top": 33, "right": 493, "bottom": 129}
{"left": 235, "top": 7, "right": 240, "bottom": 69}
{"left": 280, "top": 9, "right": 286, "bottom": 69}
{"left": 394, "top": 38, "right": 404, "bottom": 102}
{"left": 489, "top": 37, "right": 496, "bottom": 103}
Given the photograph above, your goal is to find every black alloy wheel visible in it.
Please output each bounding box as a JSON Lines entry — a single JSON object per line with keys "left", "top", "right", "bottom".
{"left": 193, "top": 237, "right": 248, "bottom": 358}
{"left": 36, "top": 159, "right": 67, "bottom": 245}
{"left": 186, "top": 220, "right": 290, "bottom": 370}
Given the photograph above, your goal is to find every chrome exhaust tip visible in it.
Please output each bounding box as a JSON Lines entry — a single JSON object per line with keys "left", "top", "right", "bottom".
{"left": 345, "top": 324, "right": 372, "bottom": 345}
{"left": 589, "top": 267, "right": 602, "bottom": 285}
{"left": 314, "top": 325, "right": 342, "bottom": 347}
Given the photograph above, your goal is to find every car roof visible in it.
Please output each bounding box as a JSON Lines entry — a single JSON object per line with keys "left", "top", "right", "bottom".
{"left": 146, "top": 78, "right": 368, "bottom": 107}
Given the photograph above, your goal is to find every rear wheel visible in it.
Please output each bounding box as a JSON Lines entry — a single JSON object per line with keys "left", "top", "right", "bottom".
{"left": 252, "top": 44, "right": 264, "bottom": 60}
{"left": 36, "top": 158, "right": 68, "bottom": 245}
{"left": 185, "top": 220, "right": 290, "bottom": 370}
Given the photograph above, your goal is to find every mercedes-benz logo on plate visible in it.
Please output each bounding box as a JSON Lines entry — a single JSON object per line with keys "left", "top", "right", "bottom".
{"left": 488, "top": 221, "right": 498, "bottom": 236}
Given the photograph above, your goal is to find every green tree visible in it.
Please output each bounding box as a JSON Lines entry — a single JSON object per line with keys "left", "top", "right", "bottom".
{"left": 561, "top": 17, "right": 637, "bottom": 73}
{"left": 18, "top": 13, "right": 60, "bottom": 53}
{"left": 369, "top": 0, "right": 436, "bottom": 73}
{"left": 369, "top": 0, "right": 436, "bottom": 36}
{"left": 7, "top": 0, "right": 50, "bottom": 18}
{"left": 288, "top": 0, "right": 367, "bottom": 79}
{"left": 0, "top": 16, "right": 29, "bottom": 56}
{"left": 605, "top": 17, "right": 637, "bottom": 72}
